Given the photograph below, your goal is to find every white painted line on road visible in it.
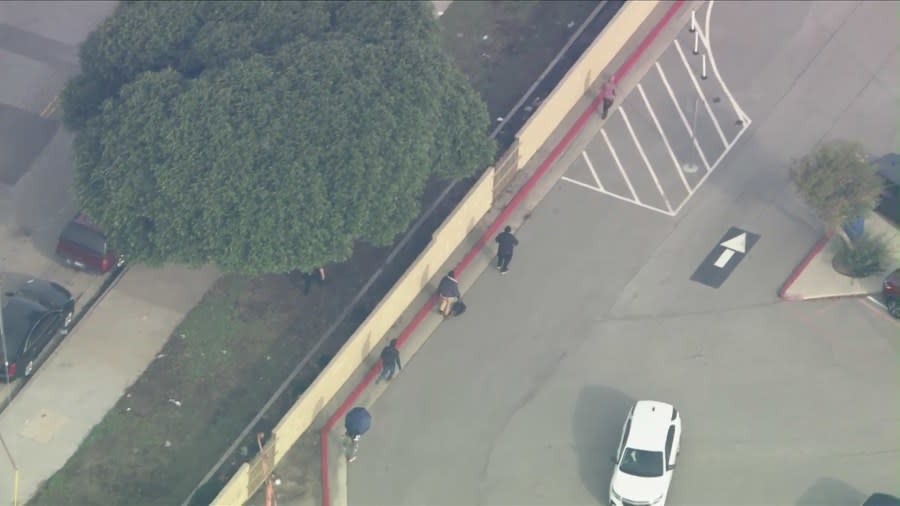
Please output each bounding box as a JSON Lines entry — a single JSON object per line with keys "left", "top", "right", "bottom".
{"left": 561, "top": 176, "right": 674, "bottom": 216}
{"left": 655, "top": 62, "right": 711, "bottom": 172}
{"left": 601, "top": 128, "right": 640, "bottom": 204}
{"left": 620, "top": 107, "right": 674, "bottom": 213}
{"left": 637, "top": 83, "right": 692, "bottom": 195}
{"left": 671, "top": 119, "right": 751, "bottom": 215}
{"left": 866, "top": 295, "right": 887, "bottom": 310}
{"left": 581, "top": 151, "right": 605, "bottom": 191}
{"left": 673, "top": 39, "right": 729, "bottom": 149}
{"left": 701, "top": 1, "right": 752, "bottom": 124}
{"left": 561, "top": 176, "right": 602, "bottom": 192}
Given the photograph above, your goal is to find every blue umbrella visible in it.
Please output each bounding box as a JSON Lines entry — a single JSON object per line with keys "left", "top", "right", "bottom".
{"left": 345, "top": 407, "right": 372, "bottom": 436}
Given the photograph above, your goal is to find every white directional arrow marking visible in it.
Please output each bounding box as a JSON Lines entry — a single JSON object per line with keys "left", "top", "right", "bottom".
{"left": 720, "top": 233, "right": 747, "bottom": 253}
{"left": 713, "top": 233, "right": 747, "bottom": 268}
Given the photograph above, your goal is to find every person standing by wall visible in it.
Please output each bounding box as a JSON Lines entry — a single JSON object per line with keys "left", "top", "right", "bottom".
{"left": 437, "top": 270, "right": 460, "bottom": 318}
{"left": 303, "top": 266, "right": 326, "bottom": 296}
{"left": 494, "top": 226, "right": 519, "bottom": 274}
{"left": 600, "top": 78, "right": 616, "bottom": 120}
{"left": 375, "top": 339, "right": 402, "bottom": 384}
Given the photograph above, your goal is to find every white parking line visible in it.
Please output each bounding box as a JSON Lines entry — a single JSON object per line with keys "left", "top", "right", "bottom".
{"left": 673, "top": 39, "right": 729, "bottom": 149}
{"left": 561, "top": 176, "right": 601, "bottom": 192}
{"left": 701, "top": 2, "right": 751, "bottom": 124}
{"left": 601, "top": 128, "right": 640, "bottom": 203}
{"left": 581, "top": 151, "right": 605, "bottom": 191}
{"left": 560, "top": 177, "right": 675, "bottom": 217}
{"left": 672, "top": 119, "right": 751, "bottom": 215}
{"left": 637, "top": 83, "right": 692, "bottom": 194}
{"left": 655, "top": 62, "right": 712, "bottom": 172}
{"left": 619, "top": 107, "right": 673, "bottom": 213}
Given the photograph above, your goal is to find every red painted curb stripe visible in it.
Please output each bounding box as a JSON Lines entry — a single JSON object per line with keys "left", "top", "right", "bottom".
{"left": 778, "top": 233, "right": 832, "bottom": 300}
{"left": 320, "top": 3, "right": 685, "bottom": 505}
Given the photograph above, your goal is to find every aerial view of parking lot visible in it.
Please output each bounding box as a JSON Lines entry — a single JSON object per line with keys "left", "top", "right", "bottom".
{"left": 0, "top": 1, "right": 897, "bottom": 506}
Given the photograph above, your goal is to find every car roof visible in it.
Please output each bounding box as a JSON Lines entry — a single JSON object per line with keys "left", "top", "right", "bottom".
{"left": 1, "top": 297, "right": 47, "bottom": 354}
{"left": 626, "top": 400, "right": 676, "bottom": 451}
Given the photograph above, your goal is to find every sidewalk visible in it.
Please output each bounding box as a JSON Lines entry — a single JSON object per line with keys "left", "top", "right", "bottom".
{"left": 780, "top": 213, "right": 900, "bottom": 301}
{"left": 0, "top": 264, "right": 219, "bottom": 504}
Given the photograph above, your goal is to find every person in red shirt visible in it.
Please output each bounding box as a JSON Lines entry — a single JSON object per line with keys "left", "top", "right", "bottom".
{"left": 601, "top": 78, "right": 617, "bottom": 120}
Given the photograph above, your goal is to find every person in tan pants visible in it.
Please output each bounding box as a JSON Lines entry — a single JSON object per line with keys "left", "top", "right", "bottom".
{"left": 437, "top": 270, "right": 460, "bottom": 317}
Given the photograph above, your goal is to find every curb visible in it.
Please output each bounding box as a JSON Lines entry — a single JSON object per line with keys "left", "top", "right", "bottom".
{"left": 319, "top": 2, "right": 687, "bottom": 506}
{"left": 778, "top": 233, "right": 832, "bottom": 301}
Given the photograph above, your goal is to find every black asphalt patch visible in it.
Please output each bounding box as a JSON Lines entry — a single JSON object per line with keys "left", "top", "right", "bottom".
{"left": 691, "top": 226, "right": 760, "bottom": 288}
{"left": 0, "top": 104, "right": 59, "bottom": 185}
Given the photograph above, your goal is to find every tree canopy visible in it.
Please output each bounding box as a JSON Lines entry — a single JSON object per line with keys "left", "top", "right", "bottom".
{"left": 789, "top": 140, "right": 884, "bottom": 239}
{"left": 64, "top": 1, "right": 495, "bottom": 274}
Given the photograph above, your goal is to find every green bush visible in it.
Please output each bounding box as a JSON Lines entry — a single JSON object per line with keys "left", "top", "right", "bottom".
{"left": 833, "top": 232, "right": 891, "bottom": 278}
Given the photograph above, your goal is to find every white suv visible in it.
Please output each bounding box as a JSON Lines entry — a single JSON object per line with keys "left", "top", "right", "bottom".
{"left": 609, "top": 400, "right": 682, "bottom": 506}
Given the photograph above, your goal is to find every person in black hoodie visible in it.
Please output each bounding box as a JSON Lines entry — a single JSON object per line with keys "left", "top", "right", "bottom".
{"left": 375, "top": 339, "right": 402, "bottom": 384}
{"left": 495, "top": 226, "right": 519, "bottom": 274}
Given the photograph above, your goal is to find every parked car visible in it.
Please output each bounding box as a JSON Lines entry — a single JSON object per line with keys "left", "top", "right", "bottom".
{"left": 56, "top": 212, "right": 123, "bottom": 273}
{"left": 874, "top": 154, "right": 900, "bottom": 228}
{"left": 883, "top": 269, "right": 900, "bottom": 318}
{"left": 0, "top": 278, "right": 75, "bottom": 380}
{"left": 864, "top": 493, "right": 900, "bottom": 506}
{"left": 609, "top": 400, "right": 682, "bottom": 506}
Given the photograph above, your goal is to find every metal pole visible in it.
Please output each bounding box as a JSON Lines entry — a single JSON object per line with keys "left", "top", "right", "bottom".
{"left": 690, "top": 10, "right": 696, "bottom": 32}
{"left": 0, "top": 282, "right": 10, "bottom": 386}
{"left": 693, "top": 30, "right": 699, "bottom": 55}
{"left": 701, "top": 54, "right": 708, "bottom": 80}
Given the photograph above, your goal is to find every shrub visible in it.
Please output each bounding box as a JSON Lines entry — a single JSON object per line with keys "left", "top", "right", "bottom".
{"left": 832, "top": 232, "right": 891, "bottom": 278}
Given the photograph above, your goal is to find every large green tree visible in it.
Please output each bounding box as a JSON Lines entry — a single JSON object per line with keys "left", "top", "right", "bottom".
{"left": 64, "top": 1, "right": 494, "bottom": 274}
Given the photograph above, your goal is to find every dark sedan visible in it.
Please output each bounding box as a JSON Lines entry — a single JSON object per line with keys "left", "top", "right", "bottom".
{"left": 1, "top": 278, "right": 75, "bottom": 380}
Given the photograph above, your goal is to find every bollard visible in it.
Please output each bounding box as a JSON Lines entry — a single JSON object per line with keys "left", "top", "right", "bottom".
{"left": 701, "top": 54, "right": 707, "bottom": 80}
{"left": 693, "top": 30, "right": 699, "bottom": 55}
{"left": 690, "top": 10, "right": 696, "bottom": 33}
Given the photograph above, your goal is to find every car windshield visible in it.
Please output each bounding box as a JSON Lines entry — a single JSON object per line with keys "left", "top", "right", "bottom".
{"left": 618, "top": 448, "right": 664, "bottom": 478}
{"left": 61, "top": 222, "right": 107, "bottom": 255}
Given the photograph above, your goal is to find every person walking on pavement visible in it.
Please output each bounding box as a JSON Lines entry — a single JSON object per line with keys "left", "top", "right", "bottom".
{"left": 438, "top": 270, "right": 460, "bottom": 318}
{"left": 344, "top": 406, "right": 371, "bottom": 462}
{"left": 600, "top": 78, "right": 616, "bottom": 120}
{"left": 303, "top": 267, "right": 326, "bottom": 296}
{"left": 375, "top": 339, "right": 402, "bottom": 384}
{"left": 494, "top": 225, "right": 519, "bottom": 274}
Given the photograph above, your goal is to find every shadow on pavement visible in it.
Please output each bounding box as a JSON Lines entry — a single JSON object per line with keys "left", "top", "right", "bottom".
{"left": 796, "top": 477, "right": 866, "bottom": 506}
{"left": 572, "top": 385, "right": 635, "bottom": 504}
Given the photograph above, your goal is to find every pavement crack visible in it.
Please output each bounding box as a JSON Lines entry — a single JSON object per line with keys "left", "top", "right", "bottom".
{"left": 476, "top": 350, "right": 568, "bottom": 505}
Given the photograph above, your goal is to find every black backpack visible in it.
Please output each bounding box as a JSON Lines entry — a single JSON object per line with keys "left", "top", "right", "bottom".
{"left": 452, "top": 300, "right": 467, "bottom": 316}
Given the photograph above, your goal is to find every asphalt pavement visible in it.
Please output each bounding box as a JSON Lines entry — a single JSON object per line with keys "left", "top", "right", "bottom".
{"left": 348, "top": 1, "right": 900, "bottom": 505}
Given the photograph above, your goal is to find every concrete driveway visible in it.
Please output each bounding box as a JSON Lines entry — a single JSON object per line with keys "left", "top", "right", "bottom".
{"left": 348, "top": 1, "right": 900, "bottom": 505}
